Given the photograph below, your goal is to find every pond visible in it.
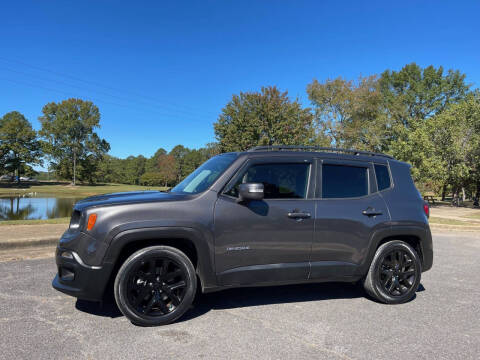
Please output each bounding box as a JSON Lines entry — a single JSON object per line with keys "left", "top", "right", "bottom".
{"left": 0, "top": 195, "right": 83, "bottom": 221}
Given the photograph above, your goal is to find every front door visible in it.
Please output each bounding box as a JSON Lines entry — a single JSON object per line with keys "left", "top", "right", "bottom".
{"left": 214, "top": 157, "right": 316, "bottom": 286}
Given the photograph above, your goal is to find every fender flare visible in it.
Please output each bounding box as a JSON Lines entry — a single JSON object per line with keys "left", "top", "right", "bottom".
{"left": 360, "top": 224, "right": 431, "bottom": 275}
{"left": 102, "top": 226, "right": 217, "bottom": 290}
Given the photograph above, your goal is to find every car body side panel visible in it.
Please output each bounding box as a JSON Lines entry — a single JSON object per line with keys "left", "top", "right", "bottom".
{"left": 53, "top": 150, "right": 433, "bottom": 301}
{"left": 214, "top": 196, "right": 315, "bottom": 285}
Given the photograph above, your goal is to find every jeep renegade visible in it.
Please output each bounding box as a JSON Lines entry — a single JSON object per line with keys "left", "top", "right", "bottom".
{"left": 53, "top": 146, "right": 433, "bottom": 326}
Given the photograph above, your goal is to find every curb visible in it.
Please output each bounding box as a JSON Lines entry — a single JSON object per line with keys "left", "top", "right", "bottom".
{"left": 0, "top": 238, "right": 58, "bottom": 250}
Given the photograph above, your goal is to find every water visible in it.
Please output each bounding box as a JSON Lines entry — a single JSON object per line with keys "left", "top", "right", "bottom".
{"left": 0, "top": 195, "right": 83, "bottom": 221}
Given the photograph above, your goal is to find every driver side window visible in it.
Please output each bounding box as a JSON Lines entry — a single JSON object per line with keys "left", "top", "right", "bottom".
{"left": 225, "top": 163, "right": 310, "bottom": 199}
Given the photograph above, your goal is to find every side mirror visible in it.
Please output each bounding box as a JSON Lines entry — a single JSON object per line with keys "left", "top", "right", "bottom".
{"left": 238, "top": 183, "right": 264, "bottom": 202}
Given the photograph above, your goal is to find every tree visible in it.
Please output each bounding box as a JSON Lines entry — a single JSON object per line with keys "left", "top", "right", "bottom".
{"left": 379, "top": 63, "right": 470, "bottom": 133}
{"left": 139, "top": 172, "right": 164, "bottom": 186}
{"left": 157, "top": 154, "right": 178, "bottom": 187}
{"left": 145, "top": 147, "right": 167, "bottom": 173}
{"left": 420, "top": 95, "right": 480, "bottom": 200}
{"left": 122, "top": 155, "right": 147, "bottom": 185}
{"left": 0, "top": 111, "right": 42, "bottom": 182}
{"left": 39, "top": 99, "right": 110, "bottom": 185}
{"left": 306, "top": 76, "right": 387, "bottom": 150}
{"left": 214, "top": 86, "right": 315, "bottom": 152}
{"left": 169, "top": 145, "right": 190, "bottom": 181}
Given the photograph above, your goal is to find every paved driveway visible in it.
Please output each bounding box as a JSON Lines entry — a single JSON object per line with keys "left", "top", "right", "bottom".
{"left": 0, "top": 231, "right": 479, "bottom": 359}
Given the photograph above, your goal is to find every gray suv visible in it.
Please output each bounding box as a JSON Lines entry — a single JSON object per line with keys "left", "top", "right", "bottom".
{"left": 53, "top": 146, "right": 433, "bottom": 326}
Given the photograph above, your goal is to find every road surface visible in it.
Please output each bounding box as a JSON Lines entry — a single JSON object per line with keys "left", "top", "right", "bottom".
{"left": 0, "top": 231, "right": 479, "bottom": 359}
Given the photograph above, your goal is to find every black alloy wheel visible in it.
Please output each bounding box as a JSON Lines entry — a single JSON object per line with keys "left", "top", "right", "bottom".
{"left": 126, "top": 257, "right": 187, "bottom": 316}
{"left": 363, "top": 240, "right": 422, "bottom": 304}
{"left": 114, "top": 246, "right": 197, "bottom": 326}
{"left": 378, "top": 249, "right": 417, "bottom": 297}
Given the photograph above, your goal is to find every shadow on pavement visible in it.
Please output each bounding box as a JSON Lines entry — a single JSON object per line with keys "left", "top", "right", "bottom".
{"left": 180, "top": 281, "right": 367, "bottom": 323}
{"left": 75, "top": 299, "right": 122, "bottom": 318}
{"left": 75, "top": 281, "right": 426, "bottom": 323}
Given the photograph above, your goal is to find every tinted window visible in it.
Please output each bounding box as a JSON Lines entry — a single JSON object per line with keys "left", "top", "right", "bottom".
{"left": 226, "top": 163, "right": 310, "bottom": 199}
{"left": 374, "top": 164, "right": 391, "bottom": 191}
{"left": 171, "top": 153, "right": 237, "bottom": 194}
{"left": 322, "top": 164, "right": 368, "bottom": 198}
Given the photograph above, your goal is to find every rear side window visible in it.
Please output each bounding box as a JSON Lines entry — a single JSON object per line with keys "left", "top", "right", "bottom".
{"left": 374, "top": 164, "right": 391, "bottom": 191}
{"left": 226, "top": 163, "right": 310, "bottom": 199}
{"left": 322, "top": 164, "right": 368, "bottom": 198}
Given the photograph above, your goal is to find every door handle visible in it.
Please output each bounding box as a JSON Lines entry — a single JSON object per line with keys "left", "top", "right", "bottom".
{"left": 362, "top": 208, "right": 383, "bottom": 217}
{"left": 287, "top": 211, "right": 311, "bottom": 219}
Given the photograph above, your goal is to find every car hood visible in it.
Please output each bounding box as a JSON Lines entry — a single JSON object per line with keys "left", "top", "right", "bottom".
{"left": 74, "top": 191, "right": 191, "bottom": 211}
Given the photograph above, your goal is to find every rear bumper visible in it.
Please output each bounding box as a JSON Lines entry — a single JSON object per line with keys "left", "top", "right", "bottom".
{"left": 422, "top": 226, "right": 433, "bottom": 272}
{"left": 52, "top": 246, "right": 113, "bottom": 302}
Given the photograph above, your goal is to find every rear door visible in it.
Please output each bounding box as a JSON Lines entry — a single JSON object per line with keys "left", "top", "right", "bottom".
{"left": 214, "top": 156, "right": 316, "bottom": 285}
{"left": 311, "top": 159, "right": 390, "bottom": 279}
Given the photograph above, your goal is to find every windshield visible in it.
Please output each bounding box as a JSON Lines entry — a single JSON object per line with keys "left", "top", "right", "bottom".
{"left": 170, "top": 153, "right": 238, "bottom": 194}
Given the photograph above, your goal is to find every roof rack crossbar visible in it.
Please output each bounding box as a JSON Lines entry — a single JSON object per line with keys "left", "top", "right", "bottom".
{"left": 247, "top": 145, "right": 393, "bottom": 159}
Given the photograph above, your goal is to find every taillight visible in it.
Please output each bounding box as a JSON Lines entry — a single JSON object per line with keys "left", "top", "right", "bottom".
{"left": 86, "top": 213, "right": 97, "bottom": 231}
{"left": 423, "top": 202, "right": 430, "bottom": 218}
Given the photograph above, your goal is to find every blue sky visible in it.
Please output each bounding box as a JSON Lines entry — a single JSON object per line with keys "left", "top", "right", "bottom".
{"left": 1, "top": 0, "right": 479, "bottom": 162}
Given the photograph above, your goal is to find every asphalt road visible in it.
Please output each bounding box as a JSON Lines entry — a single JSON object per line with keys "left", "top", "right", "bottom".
{"left": 0, "top": 231, "right": 479, "bottom": 360}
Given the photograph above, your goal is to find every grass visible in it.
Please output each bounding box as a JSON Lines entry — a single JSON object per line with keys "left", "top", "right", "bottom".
{"left": 429, "top": 217, "right": 480, "bottom": 226}
{"left": 0, "top": 182, "right": 168, "bottom": 198}
{"left": 0, "top": 217, "right": 70, "bottom": 226}
{"left": 463, "top": 212, "right": 480, "bottom": 220}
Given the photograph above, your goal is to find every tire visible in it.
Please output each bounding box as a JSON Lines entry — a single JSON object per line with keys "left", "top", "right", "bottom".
{"left": 114, "top": 246, "right": 197, "bottom": 326}
{"left": 363, "top": 240, "right": 422, "bottom": 304}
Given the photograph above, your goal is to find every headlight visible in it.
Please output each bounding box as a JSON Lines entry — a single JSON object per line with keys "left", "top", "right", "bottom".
{"left": 69, "top": 210, "right": 82, "bottom": 230}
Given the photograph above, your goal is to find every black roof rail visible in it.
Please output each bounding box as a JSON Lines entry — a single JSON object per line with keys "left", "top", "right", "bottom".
{"left": 247, "top": 145, "right": 394, "bottom": 159}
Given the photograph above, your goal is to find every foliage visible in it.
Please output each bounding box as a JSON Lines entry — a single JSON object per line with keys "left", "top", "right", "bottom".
{"left": 307, "top": 76, "right": 387, "bottom": 151}
{"left": 379, "top": 63, "right": 470, "bottom": 130}
{"left": 214, "top": 86, "right": 315, "bottom": 151}
{"left": 139, "top": 172, "right": 165, "bottom": 186}
{"left": 156, "top": 154, "right": 178, "bottom": 186}
{"left": 422, "top": 95, "right": 480, "bottom": 196}
{"left": 0, "top": 111, "right": 42, "bottom": 180}
{"left": 39, "top": 98, "right": 110, "bottom": 185}
{"left": 145, "top": 148, "right": 167, "bottom": 173}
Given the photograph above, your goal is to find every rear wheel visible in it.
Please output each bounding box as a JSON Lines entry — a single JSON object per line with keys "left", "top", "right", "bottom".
{"left": 364, "top": 240, "right": 421, "bottom": 304}
{"left": 114, "top": 246, "right": 196, "bottom": 326}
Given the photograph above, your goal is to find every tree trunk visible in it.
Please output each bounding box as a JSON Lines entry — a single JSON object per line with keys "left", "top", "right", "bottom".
{"left": 15, "top": 153, "right": 20, "bottom": 185}
{"left": 441, "top": 184, "right": 447, "bottom": 201}
{"left": 461, "top": 187, "right": 466, "bottom": 202}
{"left": 73, "top": 151, "right": 76, "bottom": 186}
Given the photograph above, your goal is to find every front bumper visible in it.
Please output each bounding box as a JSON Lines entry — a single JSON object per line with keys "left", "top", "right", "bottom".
{"left": 52, "top": 246, "right": 113, "bottom": 302}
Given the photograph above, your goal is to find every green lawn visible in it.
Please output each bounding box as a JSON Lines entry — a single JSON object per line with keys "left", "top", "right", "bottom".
{"left": 0, "top": 182, "right": 168, "bottom": 198}
{"left": 464, "top": 212, "right": 480, "bottom": 220}
{"left": 0, "top": 217, "right": 70, "bottom": 226}
{"left": 429, "top": 216, "right": 479, "bottom": 226}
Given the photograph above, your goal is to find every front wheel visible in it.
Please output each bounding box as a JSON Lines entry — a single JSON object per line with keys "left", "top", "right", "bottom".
{"left": 363, "top": 240, "right": 422, "bottom": 304}
{"left": 114, "top": 246, "right": 197, "bottom": 326}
